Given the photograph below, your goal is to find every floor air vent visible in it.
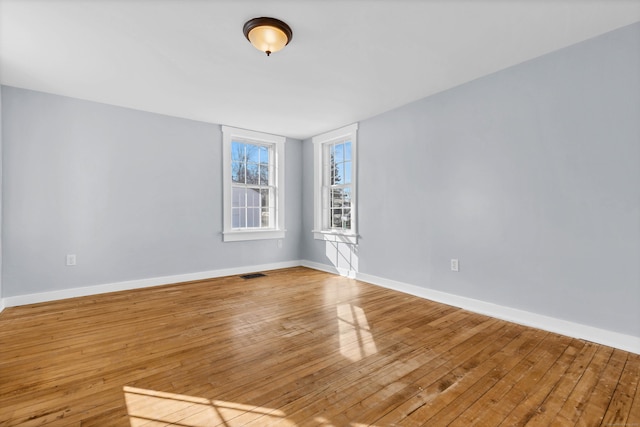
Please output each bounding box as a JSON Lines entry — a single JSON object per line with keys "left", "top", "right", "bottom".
{"left": 240, "top": 273, "right": 266, "bottom": 280}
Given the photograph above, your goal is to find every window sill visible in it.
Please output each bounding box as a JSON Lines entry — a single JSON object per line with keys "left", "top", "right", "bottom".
{"left": 224, "top": 229, "right": 286, "bottom": 242}
{"left": 312, "top": 230, "right": 358, "bottom": 244}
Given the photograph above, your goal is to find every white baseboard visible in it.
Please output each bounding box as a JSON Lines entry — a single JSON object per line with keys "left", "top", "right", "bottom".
{"left": 2, "top": 261, "right": 302, "bottom": 308}
{"left": 300, "top": 259, "right": 356, "bottom": 278}
{"left": 303, "top": 260, "right": 640, "bottom": 355}
{"left": 4, "top": 259, "right": 638, "bottom": 355}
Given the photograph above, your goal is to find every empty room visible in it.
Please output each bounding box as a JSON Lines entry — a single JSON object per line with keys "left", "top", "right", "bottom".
{"left": 1, "top": 1, "right": 639, "bottom": 426}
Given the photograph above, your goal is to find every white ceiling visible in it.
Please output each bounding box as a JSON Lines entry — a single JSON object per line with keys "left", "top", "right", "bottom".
{"left": 1, "top": 1, "right": 639, "bottom": 140}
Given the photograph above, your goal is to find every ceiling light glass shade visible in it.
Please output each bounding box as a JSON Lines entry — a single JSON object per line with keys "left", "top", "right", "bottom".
{"left": 243, "top": 17, "right": 292, "bottom": 56}
{"left": 248, "top": 26, "right": 288, "bottom": 54}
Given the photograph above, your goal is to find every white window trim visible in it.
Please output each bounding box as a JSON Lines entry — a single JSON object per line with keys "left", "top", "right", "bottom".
{"left": 222, "top": 126, "right": 286, "bottom": 242}
{"left": 312, "top": 123, "right": 358, "bottom": 244}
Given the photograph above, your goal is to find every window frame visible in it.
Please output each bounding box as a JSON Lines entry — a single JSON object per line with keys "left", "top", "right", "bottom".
{"left": 222, "top": 126, "right": 286, "bottom": 242}
{"left": 312, "top": 123, "right": 358, "bottom": 244}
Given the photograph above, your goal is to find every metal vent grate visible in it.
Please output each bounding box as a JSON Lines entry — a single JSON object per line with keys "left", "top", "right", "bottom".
{"left": 240, "top": 273, "right": 266, "bottom": 280}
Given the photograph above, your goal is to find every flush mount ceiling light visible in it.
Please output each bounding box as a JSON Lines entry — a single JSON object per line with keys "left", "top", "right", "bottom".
{"left": 243, "top": 17, "right": 292, "bottom": 56}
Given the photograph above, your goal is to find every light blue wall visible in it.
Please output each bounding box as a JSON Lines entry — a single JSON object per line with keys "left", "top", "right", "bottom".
{"left": 302, "top": 23, "right": 640, "bottom": 337}
{"left": 0, "top": 80, "right": 3, "bottom": 309}
{"left": 1, "top": 87, "right": 302, "bottom": 297}
{"left": 2, "top": 23, "right": 638, "bottom": 340}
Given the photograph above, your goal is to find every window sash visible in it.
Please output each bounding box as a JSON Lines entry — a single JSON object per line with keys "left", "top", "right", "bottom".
{"left": 230, "top": 140, "right": 276, "bottom": 230}
{"left": 321, "top": 140, "right": 354, "bottom": 232}
{"left": 231, "top": 185, "right": 276, "bottom": 229}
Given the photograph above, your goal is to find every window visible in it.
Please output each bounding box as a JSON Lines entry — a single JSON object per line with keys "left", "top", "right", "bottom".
{"left": 222, "top": 126, "right": 285, "bottom": 242}
{"left": 312, "top": 123, "right": 358, "bottom": 244}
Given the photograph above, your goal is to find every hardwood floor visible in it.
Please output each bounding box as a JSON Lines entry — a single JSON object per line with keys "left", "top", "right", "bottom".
{"left": 1, "top": 267, "right": 638, "bottom": 426}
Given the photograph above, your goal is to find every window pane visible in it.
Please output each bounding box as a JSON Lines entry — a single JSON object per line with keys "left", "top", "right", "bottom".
{"left": 331, "top": 209, "right": 342, "bottom": 228}
{"left": 260, "top": 188, "right": 270, "bottom": 209}
{"left": 334, "top": 143, "right": 344, "bottom": 163}
{"left": 231, "top": 142, "right": 245, "bottom": 162}
{"left": 259, "top": 164, "right": 269, "bottom": 185}
{"left": 246, "top": 144, "right": 259, "bottom": 164}
{"left": 232, "top": 187, "right": 246, "bottom": 207}
{"left": 259, "top": 145, "right": 269, "bottom": 164}
{"left": 342, "top": 208, "right": 351, "bottom": 229}
{"left": 343, "top": 187, "right": 351, "bottom": 207}
{"left": 247, "top": 189, "right": 260, "bottom": 207}
{"left": 246, "top": 163, "right": 259, "bottom": 184}
{"left": 261, "top": 208, "right": 271, "bottom": 228}
{"left": 344, "top": 161, "right": 352, "bottom": 184}
{"left": 232, "top": 207, "right": 245, "bottom": 228}
{"left": 331, "top": 188, "right": 343, "bottom": 208}
{"left": 232, "top": 161, "right": 245, "bottom": 183}
{"left": 336, "top": 163, "right": 345, "bottom": 185}
{"left": 344, "top": 141, "right": 352, "bottom": 161}
{"left": 330, "top": 147, "right": 338, "bottom": 185}
{"left": 247, "top": 208, "right": 260, "bottom": 227}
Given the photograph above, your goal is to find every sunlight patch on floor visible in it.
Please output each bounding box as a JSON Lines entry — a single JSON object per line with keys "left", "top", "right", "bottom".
{"left": 124, "top": 386, "right": 293, "bottom": 426}
{"left": 337, "top": 303, "right": 378, "bottom": 362}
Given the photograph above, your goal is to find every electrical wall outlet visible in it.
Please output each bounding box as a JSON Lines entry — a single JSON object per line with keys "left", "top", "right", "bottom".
{"left": 277, "top": 239, "right": 283, "bottom": 249}
{"left": 66, "top": 254, "right": 77, "bottom": 266}
{"left": 450, "top": 259, "right": 459, "bottom": 272}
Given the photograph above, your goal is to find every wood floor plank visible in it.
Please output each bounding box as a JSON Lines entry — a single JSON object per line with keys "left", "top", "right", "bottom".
{"left": 236, "top": 317, "right": 504, "bottom": 425}
{"left": 475, "top": 338, "right": 584, "bottom": 427}
{"left": 324, "top": 323, "right": 522, "bottom": 427}
{"left": 0, "top": 267, "right": 638, "bottom": 426}
{"left": 258, "top": 316, "right": 500, "bottom": 419}
{"left": 402, "top": 331, "right": 555, "bottom": 426}
{"left": 600, "top": 352, "right": 639, "bottom": 426}
{"left": 449, "top": 336, "right": 581, "bottom": 427}
{"left": 574, "top": 348, "right": 630, "bottom": 426}
{"left": 629, "top": 354, "right": 640, "bottom": 424}
{"left": 370, "top": 324, "right": 533, "bottom": 426}
{"left": 520, "top": 340, "right": 600, "bottom": 426}
{"left": 552, "top": 345, "right": 615, "bottom": 425}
